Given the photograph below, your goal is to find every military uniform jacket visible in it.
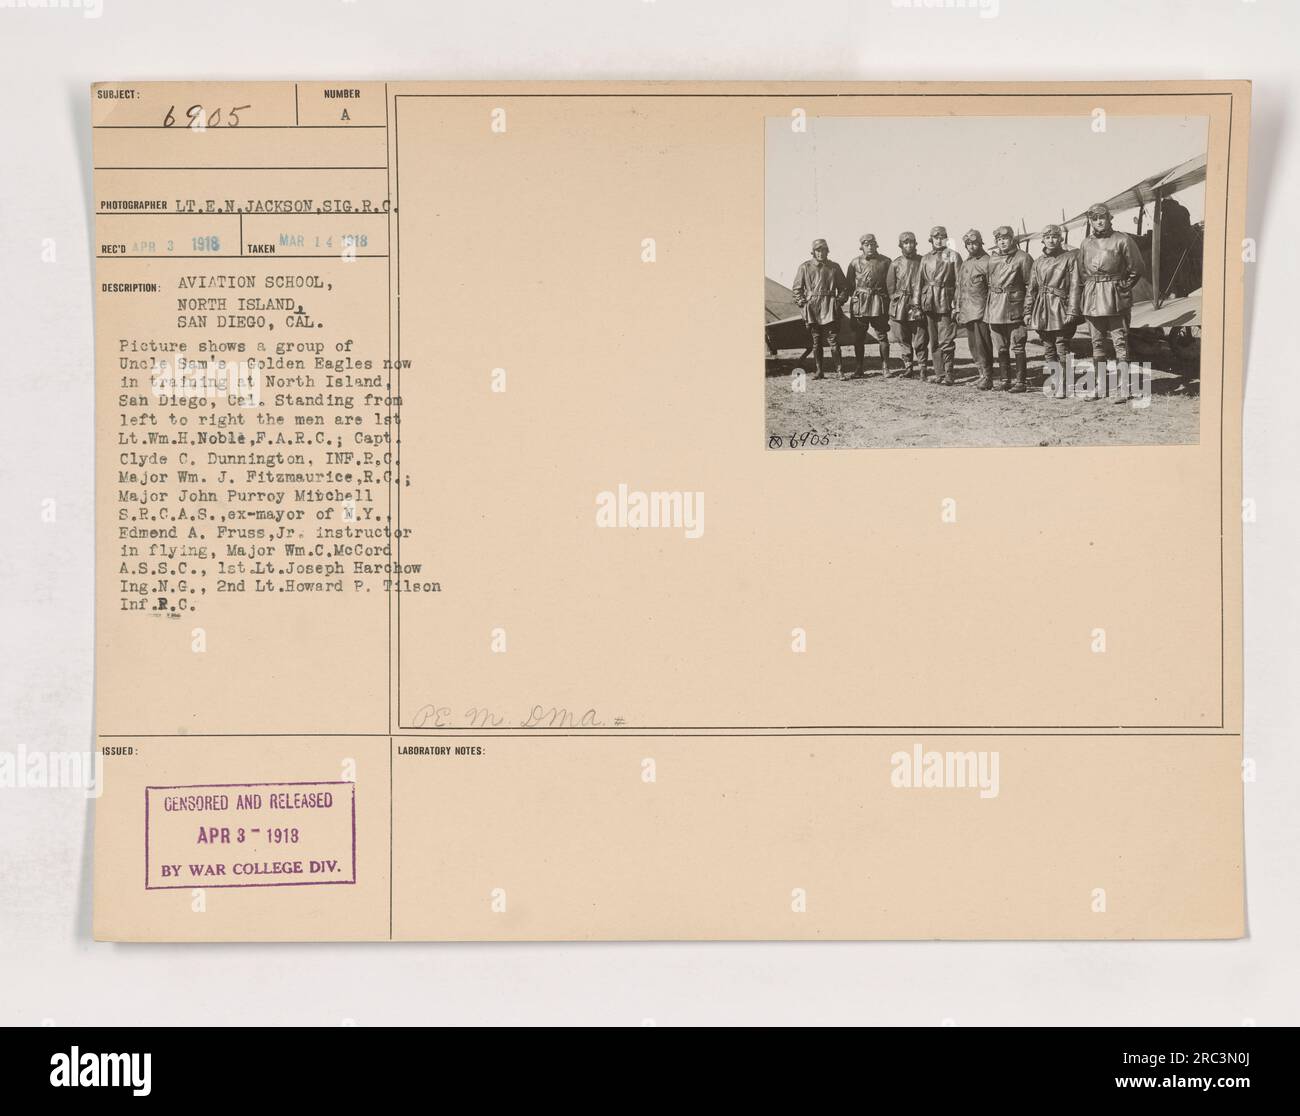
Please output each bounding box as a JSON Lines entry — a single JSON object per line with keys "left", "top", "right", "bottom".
{"left": 955, "top": 251, "right": 992, "bottom": 323}
{"left": 791, "top": 258, "right": 849, "bottom": 326}
{"left": 844, "top": 253, "right": 892, "bottom": 319}
{"left": 986, "top": 247, "right": 1034, "bottom": 325}
{"left": 1027, "top": 248, "right": 1082, "bottom": 331}
{"left": 887, "top": 255, "right": 923, "bottom": 320}
{"left": 1078, "top": 231, "right": 1145, "bottom": 317}
{"left": 915, "top": 247, "right": 962, "bottom": 316}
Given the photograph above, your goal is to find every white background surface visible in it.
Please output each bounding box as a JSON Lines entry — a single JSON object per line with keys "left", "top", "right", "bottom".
{"left": 1, "top": 0, "right": 1296, "bottom": 1026}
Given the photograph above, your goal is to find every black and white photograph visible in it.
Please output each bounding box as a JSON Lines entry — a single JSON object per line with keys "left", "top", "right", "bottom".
{"left": 765, "top": 113, "right": 1210, "bottom": 448}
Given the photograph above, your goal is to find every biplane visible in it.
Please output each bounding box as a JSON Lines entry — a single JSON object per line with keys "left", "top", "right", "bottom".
{"left": 1018, "top": 152, "right": 1206, "bottom": 322}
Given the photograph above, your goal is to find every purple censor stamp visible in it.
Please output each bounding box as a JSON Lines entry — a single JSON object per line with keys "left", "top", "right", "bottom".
{"left": 145, "top": 781, "right": 356, "bottom": 889}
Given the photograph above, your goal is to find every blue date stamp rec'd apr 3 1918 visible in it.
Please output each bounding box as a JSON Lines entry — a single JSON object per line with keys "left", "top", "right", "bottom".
{"left": 143, "top": 781, "right": 356, "bottom": 889}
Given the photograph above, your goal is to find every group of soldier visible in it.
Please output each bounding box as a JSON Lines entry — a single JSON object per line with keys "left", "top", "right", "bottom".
{"left": 790, "top": 203, "right": 1147, "bottom": 400}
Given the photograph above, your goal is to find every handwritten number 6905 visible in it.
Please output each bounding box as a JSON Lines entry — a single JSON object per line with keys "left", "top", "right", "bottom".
{"left": 162, "top": 104, "right": 251, "bottom": 128}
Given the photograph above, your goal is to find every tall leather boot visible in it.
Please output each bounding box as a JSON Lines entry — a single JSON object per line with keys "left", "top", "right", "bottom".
{"left": 853, "top": 337, "right": 865, "bottom": 379}
{"left": 834, "top": 338, "right": 847, "bottom": 380}
{"left": 1110, "top": 339, "right": 1132, "bottom": 402}
{"left": 1083, "top": 347, "right": 1108, "bottom": 400}
{"left": 998, "top": 350, "right": 1013, "bottom": 391}
{"left": 879, "top": 338, "right": 891, "bottom": 377}
{"left": 812, "top": 345, "right": 825, "bottom": 380}
{"left": 1011, "top": 352, "right": 1028, "bottom": 393}
{"left": 941, "top": 350, "right": 955, "bottom": 386}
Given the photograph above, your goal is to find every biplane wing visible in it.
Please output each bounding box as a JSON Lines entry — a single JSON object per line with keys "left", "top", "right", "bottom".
{"left": 765, "top": 276, "right": 811, "bottom": 354}
{"left": 1016, "top": 154, "right": 1208, "bottom": 245}
{"left": 1128, "top": 290, "right": 1202, "bottom": 330}
{"left": 765, "top": 276, "right": 801, "bottom": 322}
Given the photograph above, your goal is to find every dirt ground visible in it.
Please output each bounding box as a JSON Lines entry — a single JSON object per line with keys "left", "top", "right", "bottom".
{"left": 765, "top": 334, "right": 1200, "bottom": 449}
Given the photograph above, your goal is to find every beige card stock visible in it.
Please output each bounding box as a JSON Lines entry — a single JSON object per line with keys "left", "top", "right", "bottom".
{"left": 91, "top": 81, "right": 1248, "bottom": 940}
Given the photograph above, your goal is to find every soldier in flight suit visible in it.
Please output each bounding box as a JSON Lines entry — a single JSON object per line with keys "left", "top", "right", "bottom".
{"left": 1025, "top": 224, "right": 1083, "bottom": 399}
{"left": 887, "top": 231, "right": 928, "bottom": 380}
{"left": 1078, "top": 203, "right": 1146, "bottom": 401}
{"left": 844, "top": 234, "right": 893, "bottom": 378}
{"left": 914, "top": 225, "right": 962, "bottom": 386}
{"left": 791, "top": 238, "right": 849, "bottom": 380}
{"left": 987, "top": 225, "right": 1035, "bottom": 393}
{"left": 955, "top": 229, "right": 994, "bottom": 391}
